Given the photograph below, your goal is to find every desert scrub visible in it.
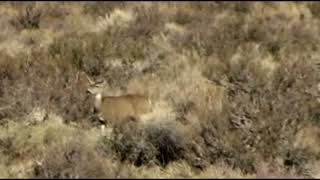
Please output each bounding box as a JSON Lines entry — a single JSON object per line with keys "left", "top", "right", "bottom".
{"left": 33, "top": 139, "right": 110, "bottom": 178}
{"left": 48, "top": 23, "right": 157, "bottom": 89}
{"left": 0, "top": 120, "right": 78, "bottom": 163}
{"left": 99, "top": 120, "right": 191, "bottom": 167}
{"left": 0, "top": 119, "right": 111, "bottom": 178}
{"left": 83, "top": 1, "right": 127, "bottom": 17}
{"left": 0, "top": 2, "right": 319, "bottom": 178}
{"left": 10, "top": 4, "right": 42, "bottom": 30}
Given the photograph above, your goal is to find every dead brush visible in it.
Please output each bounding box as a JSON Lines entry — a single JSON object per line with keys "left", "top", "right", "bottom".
{"left": 83, "top": 2, "right": 127, "bottom": 17}
{"left": 10, "top": 5, "right": 42, "bottom": 30}
{"left": 33, "top": 139, "right": 110, "bottom": 178}
{"left": 101, "top": 119, "right": 190, "bottom": 167}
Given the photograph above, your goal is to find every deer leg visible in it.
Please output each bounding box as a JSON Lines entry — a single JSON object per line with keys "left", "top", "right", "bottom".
{"left": 100, "top": 124, "right": 106, "bottom": 136}
{"left": 128, "top": 115, "right": 138, "bottom": 122}
{"left": 98, "top": 115, "right": 105, "bottom": 124}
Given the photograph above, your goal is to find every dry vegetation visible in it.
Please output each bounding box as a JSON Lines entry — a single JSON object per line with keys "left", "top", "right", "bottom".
{"left": 0, "top": 1, "right": 319, "bottom": 178}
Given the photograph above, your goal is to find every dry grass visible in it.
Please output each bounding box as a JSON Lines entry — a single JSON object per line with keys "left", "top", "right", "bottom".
{"left": 0, "top": 1, "right": 319, "bottom": 178}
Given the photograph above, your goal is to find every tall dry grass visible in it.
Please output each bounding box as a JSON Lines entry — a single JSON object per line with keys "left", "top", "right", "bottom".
{"left": 0, "top": 1, "right": 319, "bottom": 178}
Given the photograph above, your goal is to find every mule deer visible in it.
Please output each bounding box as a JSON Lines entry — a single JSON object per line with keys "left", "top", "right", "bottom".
{"left": 82, "top": 73, "right": 153, "bottom": 126}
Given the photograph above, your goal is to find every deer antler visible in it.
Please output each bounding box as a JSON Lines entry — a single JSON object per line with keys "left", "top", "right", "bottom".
{"left": 85, "top": 73, "right": 95, "bottom": 85}
{"left": 75, "top": 71, "right": 95, "bottom": 85}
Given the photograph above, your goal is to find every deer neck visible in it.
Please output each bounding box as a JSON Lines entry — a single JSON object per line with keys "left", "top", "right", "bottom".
{"left": 94, "top": 93, "right": 102, "bottom": 112}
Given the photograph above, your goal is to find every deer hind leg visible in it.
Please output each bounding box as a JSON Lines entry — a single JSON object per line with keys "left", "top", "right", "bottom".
{"left": 128, "top": 115, "right": 138, "bottom": 122}
{"left": 89, "top": 112, "right": 105, "bottom": 126}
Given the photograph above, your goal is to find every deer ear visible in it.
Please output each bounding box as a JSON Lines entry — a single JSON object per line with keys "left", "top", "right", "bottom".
{"left": 95, "top": 78, "right": 107, "bottom": 85}
{"left": 86, "top": 89, "right": 93, "bottom": 94}
{"left": 95, "top": 80, "right": 107, "bottom": 88}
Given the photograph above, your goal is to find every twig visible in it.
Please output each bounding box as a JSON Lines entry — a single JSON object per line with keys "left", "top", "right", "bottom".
{"left": 0, "top": 104, "right": 13, "bottom": 111}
